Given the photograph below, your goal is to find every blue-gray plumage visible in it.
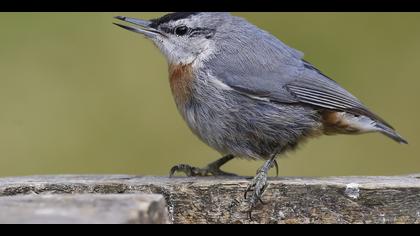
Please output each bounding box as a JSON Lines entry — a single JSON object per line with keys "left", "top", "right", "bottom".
{"left": 114, "top": 12, "right": 407, "bottom": 218}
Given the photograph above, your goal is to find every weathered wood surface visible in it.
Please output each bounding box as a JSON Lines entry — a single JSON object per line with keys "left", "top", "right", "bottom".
{"left": 0, "top": 194, "right": 169, "bottom": 224}
{"left": 1, "top": 175, "right": 420, "bottom": 224}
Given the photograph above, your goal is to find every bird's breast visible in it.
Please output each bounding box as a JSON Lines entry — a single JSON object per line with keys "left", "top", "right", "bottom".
{"left": 168, "top": 63, "right": 195, "bottom": 108}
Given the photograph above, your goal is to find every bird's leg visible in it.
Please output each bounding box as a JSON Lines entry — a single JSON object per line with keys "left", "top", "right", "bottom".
{"left": 244, "top": 154, "right": 278, "bottom": 220}
{"left": 245, "top": 159, "right": 278, "bottom": 180}
{"left": 169, "top": 154, "right": 237, "bottom": 177}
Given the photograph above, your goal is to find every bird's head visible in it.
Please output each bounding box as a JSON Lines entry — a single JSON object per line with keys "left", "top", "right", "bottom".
{"left": 114, "top": 12, "right": 232, "bottom": 65}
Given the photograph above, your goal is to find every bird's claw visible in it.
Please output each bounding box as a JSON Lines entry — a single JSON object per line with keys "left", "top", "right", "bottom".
{"left": 169, "top": 155, "right": 237, "bottom": 177}
{"left": 244, "top": 168, "right": 270, "bottom": 221}
{"left": 169, "top": 164, "right": 237, "bottom": 177}
{"left": 169, "top": 164, "right": 208, "bottom": 177}
{"left": 244, "top": 168, "right": 269, "bottom": 201}
{"left": 273, "top": 160, "right": 279, "bottom": 177}
{"left": 244, "top": 155, "right": 277, "bottom": 221}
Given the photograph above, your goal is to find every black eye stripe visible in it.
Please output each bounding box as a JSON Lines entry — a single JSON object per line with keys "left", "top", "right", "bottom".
{"left": 159, "top": 26, "right": 172, "bottom": 34}
{"left": 191, "top": 28, "right": 215, "bottom": 38}
{"left": 159, "top": 26, "right": 215, "bottom": 38}
{"left": 190, "top": 30, "right": 205, "bottom": 37}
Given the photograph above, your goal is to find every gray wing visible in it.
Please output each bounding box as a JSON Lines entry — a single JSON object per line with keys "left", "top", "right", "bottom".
{"left": 209, "top": 28, "right": 306, "bottom": 104}
{"left": 208, "top": 34, "right": 392, "bottom": 127}
{"left": 286, "top": 61, "right": 392, "bottom": 127}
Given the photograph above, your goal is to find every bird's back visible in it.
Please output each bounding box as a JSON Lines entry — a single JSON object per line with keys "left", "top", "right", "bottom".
{"left": 201, "top": 14, "right": 407, "bottom": 145}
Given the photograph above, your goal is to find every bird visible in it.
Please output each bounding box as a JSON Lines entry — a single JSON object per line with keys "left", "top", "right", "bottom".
{"left": 113, "top": 12, "right": 407, "bottom": 218}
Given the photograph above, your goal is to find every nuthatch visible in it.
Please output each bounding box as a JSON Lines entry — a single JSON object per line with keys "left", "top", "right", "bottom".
{"left": 114, "top": 12, "right": 407, "bottom": 217}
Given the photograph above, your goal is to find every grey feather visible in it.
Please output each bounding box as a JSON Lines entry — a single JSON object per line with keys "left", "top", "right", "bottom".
{"left": 120, "top": 12, "right": 407, "bottom": 160}
{"left": 208, "top": 14, "right": 395, "bottom": 130}
{"left": 286, "top": 63, "right": 394, "bottom": 128}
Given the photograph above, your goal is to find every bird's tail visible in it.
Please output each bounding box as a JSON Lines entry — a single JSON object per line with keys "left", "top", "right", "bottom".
{"left": 375, "top": 122, "right": 408, "bottom": 144}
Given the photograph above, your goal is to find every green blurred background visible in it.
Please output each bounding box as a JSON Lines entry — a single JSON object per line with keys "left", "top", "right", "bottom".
{"left": 0, "top": 12, "right": 418, "bottom": 177}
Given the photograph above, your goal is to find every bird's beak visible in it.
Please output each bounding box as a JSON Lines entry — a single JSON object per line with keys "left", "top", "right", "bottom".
{"left": 113, "top": 16, "right": 163, "bottom": 38}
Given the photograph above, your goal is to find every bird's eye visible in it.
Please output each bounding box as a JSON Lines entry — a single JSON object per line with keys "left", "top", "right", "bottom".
{"left": 174, "top": 26, "right": 189, "bottom": 36}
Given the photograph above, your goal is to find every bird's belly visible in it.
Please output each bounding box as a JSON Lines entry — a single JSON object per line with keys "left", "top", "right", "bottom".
{"left": 177, "top": 91, "right": 321, "bottom": 160}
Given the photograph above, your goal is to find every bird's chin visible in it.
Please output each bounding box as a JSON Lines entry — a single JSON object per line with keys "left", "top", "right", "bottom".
{"left": 149, "top": 39, "right": 210, "bottom": 67}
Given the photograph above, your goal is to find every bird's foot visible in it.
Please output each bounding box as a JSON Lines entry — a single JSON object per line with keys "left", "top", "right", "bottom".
{"left": 169, "top": 154, "right": 237, "bottom": 177}
{"left": 169, "top": 164, "right": 237, "bottom": 177}
{"left": 169, "top": 164, "right": 209, "bottom": 177}
{"left": 244, "top": 155, "right": 277, "bottom": 221}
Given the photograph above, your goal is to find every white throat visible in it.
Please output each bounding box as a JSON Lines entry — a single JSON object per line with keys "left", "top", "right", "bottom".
{"left": 154, "top": 38, "right": 216, "bottom": 67}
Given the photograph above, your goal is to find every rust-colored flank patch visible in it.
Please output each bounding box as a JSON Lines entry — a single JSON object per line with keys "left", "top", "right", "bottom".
{"left": 321, "top": 110, "right": 359, "bottom": 134}
{"left": 169, "top": 63, "right": 194, "bottom": 106}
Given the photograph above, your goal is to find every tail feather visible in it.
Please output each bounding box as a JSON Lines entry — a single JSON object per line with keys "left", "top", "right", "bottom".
{"left": 321, "top": 110, "right": 407, "bottom": 144}
{"left": 375, "top": 122, "right": 408, "bottom": 144}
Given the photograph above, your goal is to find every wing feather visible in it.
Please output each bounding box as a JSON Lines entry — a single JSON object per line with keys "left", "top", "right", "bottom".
{"left": 285, "top": 63, "right": 393, "bottom": 128}
{"left": 205, "top": 19, "right": 393, "bottom": 128}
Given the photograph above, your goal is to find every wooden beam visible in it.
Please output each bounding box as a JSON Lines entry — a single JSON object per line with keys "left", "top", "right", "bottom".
{"left": 1, "top": 175, "right": 420, "bottom": 224}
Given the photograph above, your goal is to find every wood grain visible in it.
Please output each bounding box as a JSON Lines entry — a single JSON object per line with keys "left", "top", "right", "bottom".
{"left": 1, "top": 175, "right": 419, "bottom": 224}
